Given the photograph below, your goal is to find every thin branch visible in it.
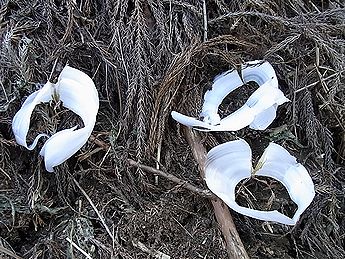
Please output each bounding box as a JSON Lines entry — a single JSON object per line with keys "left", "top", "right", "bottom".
{"left": 132, "top": 239, "right": 171, "bottom": 259}
{"left": 202, "top": 0, "right": 208, "bottom": 42}
{"left": 0, "top": 246, "right": 23, "bottom": 259}
{"left": 183, "top": 127, "right": 249, "bottom": 259}
{"left": 294, "top": 70, "right": 344, "bottom": 93}
{"left": 128, "top": 159, "right": 215, "bottom": 199}
{"left": 72, "top": 177, "right": 116, "bottom": 247}
{"left": 66, "top": 237, "right": 93, "bottom": 259}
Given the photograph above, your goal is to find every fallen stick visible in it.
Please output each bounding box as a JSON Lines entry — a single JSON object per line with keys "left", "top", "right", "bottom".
{"left": 128, "top": 159, "right": 215, "bottom": 199}
{"left": 92, "top": 133, "right": 248, "bottom": 258}
{"left": 0, "top": 246, "right": 23, "bottom": 259}
{"left": 184, "top": 127, "right": 249, "bottom": 259}
{"left": 132, "top": 239, "right": 171, "bottom": 259}
{"left": 66, "top": 237, "right": 93, "bottom": 259}
{"left": 90, "top": 137, "right": 215, "bottom": 199}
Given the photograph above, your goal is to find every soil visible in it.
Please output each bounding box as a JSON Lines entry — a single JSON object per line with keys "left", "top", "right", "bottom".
{"left": 0, "top": 0, "right": 344, "bottom": 258}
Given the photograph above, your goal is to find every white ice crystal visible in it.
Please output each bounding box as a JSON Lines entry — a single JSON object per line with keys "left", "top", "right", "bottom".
{"left": 12, "top": 66, "right": 99, "bottom": 172}
{"left": 171, "top": 60, "right": 289, "bottom": 131}
{"left": 205, "top": 139, "right": 315, "bottom": 225}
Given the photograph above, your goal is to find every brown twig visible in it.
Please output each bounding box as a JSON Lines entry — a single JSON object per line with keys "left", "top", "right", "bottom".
{"left": 72, "top": 177, "right": 116, "bottom": 247}
{"left": 96, "top": 131, "right": 248, "bottom": 258}
{"left": 128, "top": 159, "right": 215, "bottom": 199}
{"left": 132, "top": 239, "right": 171, "bottom": 259}
{"left": 183, "top": 127, "right": 249, "bottom": 259}
{"left": 202, "top": 0, "right": 208, "bottom": 42}
{"left": 0, "top": 246, "right": 23, "bottom": 259}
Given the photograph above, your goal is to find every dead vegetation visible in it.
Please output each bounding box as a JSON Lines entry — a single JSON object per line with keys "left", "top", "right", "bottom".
{"left": 0, "top": 0, "right": 344, "bottom": 258}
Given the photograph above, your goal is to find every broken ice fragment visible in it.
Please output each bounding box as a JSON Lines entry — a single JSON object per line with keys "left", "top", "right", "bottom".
{"left": 204, "top": 139, "right": 315, "bottom": 225}
{"left": 171, "top": 60, "right": 289, "bottom": 131}
{"left": 12, "top": 66, "right": 99, "bottom": 172}
{"left": 11, "top": 82, "right": 54, "bottom": 150}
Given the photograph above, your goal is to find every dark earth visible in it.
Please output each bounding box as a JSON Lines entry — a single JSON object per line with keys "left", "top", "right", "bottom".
{"left": 0, "top": 0, "right": 344, "bottom": 258}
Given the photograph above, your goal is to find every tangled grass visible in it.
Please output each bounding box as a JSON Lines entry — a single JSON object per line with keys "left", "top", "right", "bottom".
{"left": 0, "top": 0, "right": 344, "bottom": 258}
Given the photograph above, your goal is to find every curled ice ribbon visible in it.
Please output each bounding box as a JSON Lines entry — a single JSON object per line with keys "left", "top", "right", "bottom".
{"left": 205, "top": 139, "right": 315, "bottom": 225}
{"left": 12, "top": 66, "right": 99, "bottom": 172}
{"left": 171, "top": 60, "right": 290, "bottom": 131}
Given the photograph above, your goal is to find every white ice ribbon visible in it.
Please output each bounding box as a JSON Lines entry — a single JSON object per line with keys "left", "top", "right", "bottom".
{"left": 205, "top": 139, "right": 315, "bottom": 225}
{"left": 171, "top": 60, "right": 289, "bottom": 131}
{"left": 12, "top": 66, "right": 99, "bottom": 172}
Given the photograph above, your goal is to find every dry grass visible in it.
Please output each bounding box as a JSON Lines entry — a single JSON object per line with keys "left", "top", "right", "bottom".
{"left": 0, "top": 0, "right": 344, "bottom": 258}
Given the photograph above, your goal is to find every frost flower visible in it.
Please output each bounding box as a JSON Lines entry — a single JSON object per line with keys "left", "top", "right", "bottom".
{"left": 205, "top": 139, "right": 315, "bottom": 225}
{"left": 171, "top": 60, "right": 289, "bottom": 131}
{"left": 12, "top": 66, "right": 99, "bottom": 172}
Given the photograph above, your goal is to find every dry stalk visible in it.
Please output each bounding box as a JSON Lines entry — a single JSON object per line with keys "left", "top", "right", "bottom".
{"left": 128, "top": 159, "right": 215, "bottom": 199}
{"left": 132, "top": 239, "right": 171, "bottom": 259}
{"left": 65, "top": 237, "right": 93, "bottom": 259}
{"left": 0, "top": 245, "right": 23, "bottom": 259}
{"left": 72, "top": 177, "right": 116, "bottom": 248}
{"left": 183, "top": 127, "right": 249, "bottom": 259}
